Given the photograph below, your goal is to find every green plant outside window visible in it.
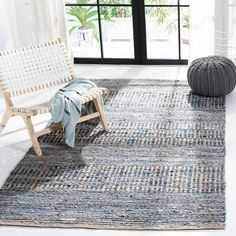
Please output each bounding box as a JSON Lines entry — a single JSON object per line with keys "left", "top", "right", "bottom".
{"left": 66, "top": 0, "right": 189, "bottom": 42}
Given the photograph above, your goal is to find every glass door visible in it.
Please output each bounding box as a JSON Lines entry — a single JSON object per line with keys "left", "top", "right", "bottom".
{"left": 65, "top": 0, "right": 190, "bottom": 64}
{"left": 142, "top": 0, "right": 190, "bottom": 64}
{"left": 65, "top": 0, "right": 135, "bottom": 64}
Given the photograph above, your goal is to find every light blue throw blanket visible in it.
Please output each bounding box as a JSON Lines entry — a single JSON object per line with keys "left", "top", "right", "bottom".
{"left": 50, "top": 77, "right": 100, "bottom": 147}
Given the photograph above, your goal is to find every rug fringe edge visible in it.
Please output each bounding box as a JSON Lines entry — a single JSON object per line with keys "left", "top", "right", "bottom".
{"left": 0, "top": 222, "right": 225, "bottom": 230}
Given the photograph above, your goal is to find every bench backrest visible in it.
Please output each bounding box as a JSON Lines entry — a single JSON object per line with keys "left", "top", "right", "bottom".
{"left": 0, "top": 38, "right": 75, "bottom": 97}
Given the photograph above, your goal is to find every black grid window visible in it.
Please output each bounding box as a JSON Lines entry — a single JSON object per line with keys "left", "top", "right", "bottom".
{"left": 65, "top": 0, "right": 190, "bottom": 65}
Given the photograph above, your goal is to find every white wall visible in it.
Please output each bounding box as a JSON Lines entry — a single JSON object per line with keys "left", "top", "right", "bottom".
{"left": 189, "top": 0, "right": 236, "bottom": 63}
{"left": 189, "top": 0, "right": 215, "bottom": 61}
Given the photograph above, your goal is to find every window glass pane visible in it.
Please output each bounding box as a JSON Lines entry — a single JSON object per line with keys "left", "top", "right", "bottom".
{"left": 101, "top": 6, "right": 134, "bottom": 58}
{"left": 180, "top": 0, "right": 190, "bottom": 5}
{"left": 66, "top": 6, "right": 101, "bottom": 58}
{"left": 145, "top": 7, "right": 179, "bottom": 59}
{"left": 66, "top": 0, "right": 97, "bottom": 4}
{"left": 145, "top": 0, "right": 177, "bottom": 5}
{"left": 180, "top": 7, "right": 190, "bottom": 59}
{"left": 100, "top": 0, "right": 132, "bottom": 4}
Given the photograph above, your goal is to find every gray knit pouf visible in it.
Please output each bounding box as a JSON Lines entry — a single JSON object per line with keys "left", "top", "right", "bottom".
{"left": 187, "top": 56, "right": 236, "bottom": 97}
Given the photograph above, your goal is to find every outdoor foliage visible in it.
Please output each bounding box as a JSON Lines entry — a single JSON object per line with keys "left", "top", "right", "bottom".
{"left": 66, "top": 0, "right": 189, "bottom": 41}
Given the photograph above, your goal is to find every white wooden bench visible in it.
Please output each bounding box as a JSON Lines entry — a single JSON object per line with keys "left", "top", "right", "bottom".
{"left": 0, "top": 38, "right": 109, "bottom": 156}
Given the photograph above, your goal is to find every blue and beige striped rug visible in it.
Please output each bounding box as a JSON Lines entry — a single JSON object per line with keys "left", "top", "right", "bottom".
{"left": 0, "top": 80, "right": 225, "bottom": 229}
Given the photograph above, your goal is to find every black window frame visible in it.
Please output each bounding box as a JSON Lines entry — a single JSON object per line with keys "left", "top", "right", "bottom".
{"left": 65, "top": 0, "right": 190, "bottom": 65}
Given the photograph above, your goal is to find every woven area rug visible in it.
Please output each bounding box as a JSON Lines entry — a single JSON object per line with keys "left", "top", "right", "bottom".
{"left": 0, "top": 80, "right": 225, "bottom": 230}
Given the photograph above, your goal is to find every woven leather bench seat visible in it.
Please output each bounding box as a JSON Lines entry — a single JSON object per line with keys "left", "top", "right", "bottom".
{"left": 11, "top": 87, "right": 108, "bottom": 115}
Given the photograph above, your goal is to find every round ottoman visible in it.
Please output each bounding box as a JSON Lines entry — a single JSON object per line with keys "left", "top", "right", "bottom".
{"left": 187, "top": 56, "right": 236, "bottom": 97}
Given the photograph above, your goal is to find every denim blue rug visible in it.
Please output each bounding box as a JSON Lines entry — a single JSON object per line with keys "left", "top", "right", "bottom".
{"left": 0, "top": 80, "right": 225, "bottom": 229}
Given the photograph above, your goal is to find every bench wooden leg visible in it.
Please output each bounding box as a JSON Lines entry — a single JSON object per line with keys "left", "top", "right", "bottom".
{"left": 0, "top": 111, "right": 11, "bottom": 127}
{"left": 23, "top": 116, "right": 42, "bottom": 157}
{"left": 93, "top": 97, "right": 110, "bottom": 132}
